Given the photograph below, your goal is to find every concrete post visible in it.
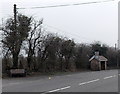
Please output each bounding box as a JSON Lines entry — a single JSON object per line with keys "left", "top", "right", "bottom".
{"left": 99, "top": 61, "right": 101, "bottom": 70}
{"left": 105, "top": 61, "right": 107, "bottom": 70}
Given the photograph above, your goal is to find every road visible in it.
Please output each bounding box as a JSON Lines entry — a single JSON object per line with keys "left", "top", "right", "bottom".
{"left": 2, "top": 69, "right": 119, "bottom": 93}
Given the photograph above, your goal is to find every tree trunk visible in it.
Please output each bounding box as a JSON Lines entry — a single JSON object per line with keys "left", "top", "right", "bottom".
{"left": 27, "top": 56, "right": 31, "bottom": 71}
{"left": 27, "top": 49, "right": 33, "bottom": 71}
{"left": 12, "top": 53, "right": 18, "bottom": 68}
{"left": 60, "top": 57, "right": 63, "bottom": 71}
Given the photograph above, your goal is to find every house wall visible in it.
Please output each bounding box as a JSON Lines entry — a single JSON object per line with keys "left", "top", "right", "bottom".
{"left": 90, "top": 59, "right": 100, "bottom": 71}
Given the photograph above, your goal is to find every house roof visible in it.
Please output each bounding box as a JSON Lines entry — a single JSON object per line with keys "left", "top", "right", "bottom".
{"left": 89, "top": 55, "right": 108, "bottom": 62}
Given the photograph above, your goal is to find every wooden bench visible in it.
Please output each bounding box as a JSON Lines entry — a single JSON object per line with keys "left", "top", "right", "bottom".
{"left": 9, "top": 69, "right": 26, "bottom": 77}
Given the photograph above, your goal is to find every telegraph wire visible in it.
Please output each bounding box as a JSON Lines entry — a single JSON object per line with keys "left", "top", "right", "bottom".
{"left": 43, "top": 24, "right": 95, "bottom": 42}
{"left": 17, "top": 0, "right": 114, "bottom": 9}
{"left": 14, "top": 0, "right": 115, "bottom": 43}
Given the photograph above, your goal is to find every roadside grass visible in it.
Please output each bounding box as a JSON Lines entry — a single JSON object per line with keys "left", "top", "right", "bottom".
{"left": 2, "top": 69, "right": 90, "bottom": 79}
{"left": 2, "top": 68, "right": 117, "bottom": 79}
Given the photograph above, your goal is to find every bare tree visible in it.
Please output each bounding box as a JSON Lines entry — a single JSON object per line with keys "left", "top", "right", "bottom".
{"left": 26, "top": 19, "right": 43, "bottom": 71}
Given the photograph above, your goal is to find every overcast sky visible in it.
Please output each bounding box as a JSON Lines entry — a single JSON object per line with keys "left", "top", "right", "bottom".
{"left": 0, "top": 0, "right": 119, "bottom": 47}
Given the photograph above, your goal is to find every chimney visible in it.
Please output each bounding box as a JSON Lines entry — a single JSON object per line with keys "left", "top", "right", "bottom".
{"left": 95, "top": 52, "right": 99, "bottom": 59}
{"left": 95, "top": 52, "right": 99, "bottom": 56}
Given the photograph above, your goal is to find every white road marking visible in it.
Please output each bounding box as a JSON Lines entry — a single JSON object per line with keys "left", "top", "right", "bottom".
{"left": 48, "top": 89, "right": 60, "bottom": 92}
{"left": 103, "top": 75, "right": 116, "bottom": 79}
{"left": 104, "top": 76, "right": 113, "bottom": 79}
{"left": 47, "top": 73, "right": 117, "bottom": 93}
{"left": 79, "top": 82, "right": 87, "bottom": 86}
{"left": 79, "top": 79, "right": 100, "bottom": 86}
{"left": 48, "top": 86, "right": 71, "bottom": 93}
{"left": 60, "top": 86, "right": 71, "bottom": 90}
{"left": 86, "top": 79, "right": 100, "bottom": 83}
{"left": 41, "top": 73, "right": 118, "bottom": 94}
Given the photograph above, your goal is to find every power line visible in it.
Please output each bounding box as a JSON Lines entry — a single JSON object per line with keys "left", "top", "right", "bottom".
{"left": 17, "top": 0, "right": 114, "bottom": 9}
{"left": 43, "top": 24, "right": 95, "bottom": 42}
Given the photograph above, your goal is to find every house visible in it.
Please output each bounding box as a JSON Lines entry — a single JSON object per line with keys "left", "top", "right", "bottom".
{"left": 89, "top": 52, "right": 108, "bottom": 71}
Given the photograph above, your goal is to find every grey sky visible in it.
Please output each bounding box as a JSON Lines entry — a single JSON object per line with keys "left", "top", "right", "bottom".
{"left": 0, "top": 0, "right": 118, "bottom": 47}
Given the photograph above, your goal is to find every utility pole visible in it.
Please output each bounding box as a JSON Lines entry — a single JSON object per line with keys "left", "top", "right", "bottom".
{"left": 14, "top": 4, "right": 17, "bottom": 32}
{"left": 115, "top": 43, "right": 119, "bottom": 68}
{"left": 115, "top": 44, "right": 117, "bottom": 68}
{"left": 115, "top": 43, "right": 117, "bottom": 50}
{"left": 13, "top": 4, "right": 17, "bottom": 68}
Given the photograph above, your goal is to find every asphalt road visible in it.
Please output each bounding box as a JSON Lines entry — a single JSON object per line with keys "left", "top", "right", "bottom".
{"left": 2, "top": 69, "right": 119, "bottom": 93}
